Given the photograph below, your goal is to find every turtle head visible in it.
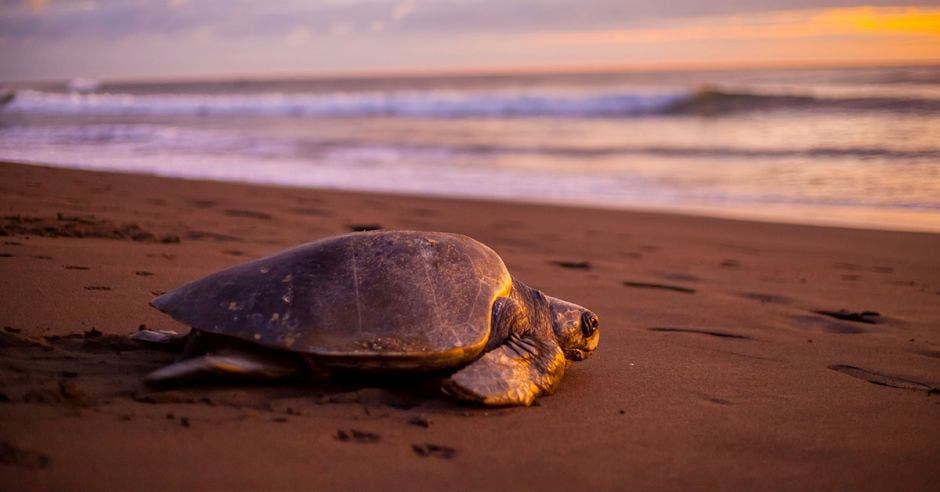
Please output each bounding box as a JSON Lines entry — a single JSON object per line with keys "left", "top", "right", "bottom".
{"left": 545, "top": 296, "right": 600, "bottom": 361}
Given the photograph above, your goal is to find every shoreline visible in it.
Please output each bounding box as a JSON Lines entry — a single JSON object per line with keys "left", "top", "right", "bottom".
{"left": 5, "top": 159, "right": 939, "bottom": 236}
{"left": 1, "top": 161, "right": 938, "bottom": 490}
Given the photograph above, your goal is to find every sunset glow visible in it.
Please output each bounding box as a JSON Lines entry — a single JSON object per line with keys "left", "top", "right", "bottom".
{"left": 834, "top": 6, "right": 940, "bottom": 35}
{"left": 539, "top": 6, "right": 940, "bottom": 46}
{"left": 0, "top": 2, "right": 938, "bottom": 81}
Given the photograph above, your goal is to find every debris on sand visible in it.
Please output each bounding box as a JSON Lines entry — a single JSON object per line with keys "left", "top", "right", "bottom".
{"left": 0, "top": 442, "right": 51, "bottom": 469}
{"left": 0, "top": 214, "right": 179, "bottom": 243}
{"left": 335, "top": 429, "right": 380, "bottom": 443}
{"left": 411, "top": 443, "right": 456, "bottom": 459}
{"left": 407, "top": 415, "right": 431, "bottom": 428}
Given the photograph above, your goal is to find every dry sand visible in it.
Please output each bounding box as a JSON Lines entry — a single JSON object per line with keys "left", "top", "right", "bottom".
{"left": 0, "top": 161, "right": 938, "bottom": 490}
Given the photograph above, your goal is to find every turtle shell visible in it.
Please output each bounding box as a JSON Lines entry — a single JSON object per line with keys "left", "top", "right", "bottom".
{"left": 151, "top": 231, "right": 512, "bottom": 368}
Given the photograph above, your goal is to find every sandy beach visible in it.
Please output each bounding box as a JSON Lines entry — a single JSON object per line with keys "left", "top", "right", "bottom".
{"left": 0, "top": 160, "right": 938, "bottom": 490}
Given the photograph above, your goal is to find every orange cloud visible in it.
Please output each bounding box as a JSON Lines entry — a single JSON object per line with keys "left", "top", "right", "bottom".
{"left": 26, "top": 0, "right": 47, "bottom": 12}
{"left": 826, "top": 6, "right": 940, "bottom": 36}
{"left": 538, "top": 6, "right": 940, "bottom": 45}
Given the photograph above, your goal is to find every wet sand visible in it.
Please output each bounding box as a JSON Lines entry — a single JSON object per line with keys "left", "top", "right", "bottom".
{"left": 0, "top": 161, "right": 938, "bottom": 490}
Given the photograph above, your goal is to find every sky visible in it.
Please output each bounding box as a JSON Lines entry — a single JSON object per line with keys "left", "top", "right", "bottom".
{"left": 0, "top": 0, "right": 938, "bottom": 81}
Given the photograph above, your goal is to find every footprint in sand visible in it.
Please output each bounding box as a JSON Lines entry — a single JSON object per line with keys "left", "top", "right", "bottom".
{"left": 648, "top": 327, "right": 751, "bottom": 339}
{"left": 335, "top": 429, "right": 380, "bottom": 443}
{"left": 737, "top": 292, "right": 792, "bottom": 304}
{"left": 814, "top": 310, "right": 881, "bottom": 324}
{"left": 187, "top": 199, "right": 216, "bottom": 209}
{"left": 701, "top": 395, "right": 733, "bottom": 405}
{"left": 913, "top": 348, "right": 940, "bottom": 359}
{"left": 828, "top": 364, "right": 938, "bottom": 394}
{"left": 623, "top": 281, "right": 696, "bottom": 294}
{"left": 348, "top": 223, "right": 382, "bottom": 232}
{"left": 224, "top": 209, "right": 273, "bottom": 220}
{"left": 407, "top": 415, "right": 431, "bottom": 428}
{"left": 3, "top": 214, "right": 178, "bottom": 243}
{"left": 792, "top": 314, "right": 866, "bottom": 334}
{"left": 185, "top": 230, "right": 241, "bottom": 242}
{"left": 288, "top": 207, "right": 331, "bottom": 217}
{"left": 146, "top": 253, "right": 177, "bottom": 260}
{"left": 550, "top": 260, "right": 591, "bottom": 270}
{"left": 412, "top": 443, "right": 456, "bottom": 459}
{"left": 660, "top": 272, "right": 700, "bottom": 282}
{"left": 0, "top": 442, "right": 51, "bottom": 469}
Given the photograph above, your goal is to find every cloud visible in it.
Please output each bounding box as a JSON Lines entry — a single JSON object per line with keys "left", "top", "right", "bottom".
{"left": 2, "top": 1, "right": 938, "bottom": 81}
{"left": 284, "top": 26, "right": 312, "bottom": 45}
{"left": 370, "top": 19, "right": 387, "bottom": 32}
{"left": 832, "top": 5, "right": 940, "bottom": 36}
{"left": 537, "top": 6, "right": 940, "bottom": 46}
{"left": 26, "top": 0, "right": 47, "bottom": 12}
{"left": 390, "top": 0, "right": 415, "bottom": 21}
{"left": 327, "top": 20, "right": 355, "bottom": 36}
{"left": 0, "top": 0, "right": 920, "bottom": 42}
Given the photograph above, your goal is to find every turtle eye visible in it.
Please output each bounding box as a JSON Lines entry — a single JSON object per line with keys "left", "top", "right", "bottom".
{"left": 580, "top": 311, "right": 599, "bottom": 337}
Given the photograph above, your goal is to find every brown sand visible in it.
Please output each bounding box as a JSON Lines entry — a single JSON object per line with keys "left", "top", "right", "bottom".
{"left": 1, "top": 161, "right": 938, "bottom": 490}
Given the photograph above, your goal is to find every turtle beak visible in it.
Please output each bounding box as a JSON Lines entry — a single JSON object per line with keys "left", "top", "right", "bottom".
{"left": 565, "top": 348, "right": 589, "bottom": 361}
{"left": 583, "top": 330, "right": 599, "bottom": 353}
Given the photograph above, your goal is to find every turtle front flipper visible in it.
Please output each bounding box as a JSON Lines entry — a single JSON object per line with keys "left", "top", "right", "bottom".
{"left": 442, "top": 332, "right": 567, "bottom": 406}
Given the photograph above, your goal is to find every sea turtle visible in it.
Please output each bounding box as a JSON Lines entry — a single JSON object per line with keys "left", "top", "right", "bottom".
{"left": 135, "top": 230, "right": 600, "bottom": 406}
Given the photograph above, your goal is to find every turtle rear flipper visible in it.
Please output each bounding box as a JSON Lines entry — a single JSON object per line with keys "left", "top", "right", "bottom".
{"left": 443, "top": 333, "right": 566, "bottom": 406}
{"left": 131, "top": 329, "right": 189, "bottom": 350}
{"left": 144, "top": 349, "right": 299, "bottom": 384}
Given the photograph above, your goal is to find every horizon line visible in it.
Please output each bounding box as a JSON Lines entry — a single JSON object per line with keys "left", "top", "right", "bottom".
{"left": 7, "top": 58, "right": 940, "bottom": 86}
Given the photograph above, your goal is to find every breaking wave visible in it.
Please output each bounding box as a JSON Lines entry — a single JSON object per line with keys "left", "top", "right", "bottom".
{"left": 3, "top": 86, "right": 939, "bottom": 118}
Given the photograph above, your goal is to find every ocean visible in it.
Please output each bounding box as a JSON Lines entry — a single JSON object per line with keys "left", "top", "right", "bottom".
{"left": 2, "top": 65, "right": 939, "bottom": 232}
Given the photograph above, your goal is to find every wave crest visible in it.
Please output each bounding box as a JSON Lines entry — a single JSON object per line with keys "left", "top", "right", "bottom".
{"left": 667, "top": 87, "right": 940, "bottom": 115}
{"left": 3, "top": 86, "right": 938, "bottom": 117}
